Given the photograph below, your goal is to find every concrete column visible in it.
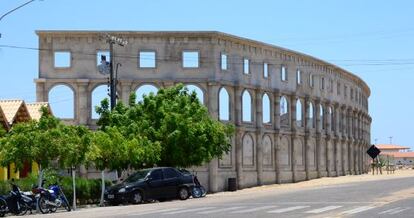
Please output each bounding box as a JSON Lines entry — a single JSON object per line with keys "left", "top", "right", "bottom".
{"left": 341, "top": 105, "right": 346, "bottom": 175}
{"left": 207, "top": 83, "right": 219, "bottom": 192}
{"left": 333, "top": 104, "right": 340, "bottom": 176}
{"left": 290, "top": 94, "right": 297, "bottom": 182}
{"left": 77, "top": 79, "right": 90, "bottom": 125}
{"left": 273, "top": 92, "right": 281, "bottom": 184}
{"left": 120, "top": 81, "right": 132, "bottom": 104}
{"left": 255, "top": 89, "right": 263, "bottom": 185}
{"left": 234, "top": 87, "right": 243, "bottom": 189}
{"left": 35, "top": 79, "right": 47, "bottom": 102}
{"left": 304, "top": 97, "right": 310, "bottom": 180}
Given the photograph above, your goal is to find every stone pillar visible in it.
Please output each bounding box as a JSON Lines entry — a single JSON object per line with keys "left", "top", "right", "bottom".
{"left": 273, "top": 91, "right": 281, "bottom": 184}
{"left": 77, "top": 79, "right": 90, "bottom": 125}
{"left": 35, "top": 79, "right": 47, "bottom": 102}
{"left": 255, "top": 89, "right": 263, "bottom": 185}
{"left": 207, "top": 83, "right": 219, "bottom": 192}
{"left": 333, "top": 104, "right": 340, "bottom": 176}
{"left": 315, "top": 99, "right": 321, "bottom": 178}
{"left": 304, "top": 97, "right": 310, "bottom": 180}
{"left": 120, "top": 81, "right": 132, "bottom": 104}
{"left": 325, "top": 102, "right": 332, "bottom": 177}
{"left": 234, "top": 87, "right": 243, "bottom": 189}
{"left": 341, "top": 105, "right": 346, "bottom": 175}
{"left": 290, "top": 94, "right": 298, "bottom": 182}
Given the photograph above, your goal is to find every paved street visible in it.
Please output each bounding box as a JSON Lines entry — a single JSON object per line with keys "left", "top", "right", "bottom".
{"left": 19, "top": 173, "right": 414, "bottom": 218}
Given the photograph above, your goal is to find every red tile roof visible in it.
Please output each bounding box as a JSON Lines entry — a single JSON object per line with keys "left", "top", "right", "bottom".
{"left": 376, "top": 144, "right": 410, "bottom": 150}
{"left": 386, "top": 152, "right": 414, "bottom": 158}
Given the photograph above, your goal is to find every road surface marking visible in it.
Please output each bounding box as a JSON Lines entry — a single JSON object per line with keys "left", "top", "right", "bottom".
{"left": 305, "top": 206, "right": 343, "bottom": 214}
{"left": 378, "top": 207, "right": 401, "bottom": 214}
{"left": 267, "top": 206, "right": 310, "bottom": 213}
{"left": 341, "top": 206, "right": 375, "bottom": 215}
{"left": 389, "top": 207, "right": 410, "bottom": 215}
{"left": 197, "top": 206, "right": 246, "bottom": 214}
{"left": 163, "top": 207, "right": 216, "bottom": 215}
{"left": 230, "top": 205, "right": 279, "bottom": 213}
{"left": 128, "top": 207, "right": 184, "bottom": 216}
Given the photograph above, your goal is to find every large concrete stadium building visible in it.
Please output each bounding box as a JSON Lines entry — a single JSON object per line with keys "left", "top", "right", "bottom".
{"left": 34, "top": 31, "right": 371, "bottom": 192}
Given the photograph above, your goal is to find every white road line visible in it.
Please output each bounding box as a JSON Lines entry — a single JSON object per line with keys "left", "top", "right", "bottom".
{"left": 267, "top": 206, "right": 310, "bottom": 213}
{"left": 163, "top": 207, "right": 216, "bottom": 215}
{"left": 230, "top": 205, "right": 279, "bottom": 213}
{"left": 305, "top": 206, "right": 343, "bottom": 214}
{"left": 378, "top": 207, "right": 401, "bottom": 214}
{"left": 197, "top": 206, "right": 246, "bottom": 214}
{"left": 341, "top": 206, "right": 376, "bottom": 215}
{"left": 389, "top": 207, "right": 410, "bottom": 215}
{"left": 128, "top": 207, "right": 184, "bottom": 216}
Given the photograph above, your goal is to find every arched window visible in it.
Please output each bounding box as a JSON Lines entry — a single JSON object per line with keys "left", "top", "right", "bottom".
{"left": 309, "top": 102, "right": 314, "bottom": 128}
{"left": 91, "top": 85, "right": 108, "bottom": 119}
{"left": 262, "top": 93, "right": 271, "bottom": 124}
{"left": 242, "top": 90, "right": 252, "bottom": 122}
{"left": 48, "top": 84, "right": 74, "bottom": 119}
{"left": 329, "top": 107, "right": 334, "bottom": 131}
{"left": 280, "top": 96, "right": 289, "bottom": 126}
{"left": 185, "top": 84, "right": 204, "bottom": 104}
{"left": 219, "top": 87, "right": 230, "bottom": 121}
{"left": 320, "top": 104, "right": 325, "bottom": 129}
{"left": 296, "top": 99, "right": 303, "bottom": 127}
{"left": 135, "top": 84, "right": 158, "bottom": 103}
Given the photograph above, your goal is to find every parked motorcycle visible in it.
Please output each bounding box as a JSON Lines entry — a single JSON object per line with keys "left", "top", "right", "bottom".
{"left": 33, "top": 180, "right": 71, "bottom": 214}
{"left": 191, "top": 175, "right": 207, "bottom": 198}
{"left": 0, "top": 179, "right": 34, "bottom": 217}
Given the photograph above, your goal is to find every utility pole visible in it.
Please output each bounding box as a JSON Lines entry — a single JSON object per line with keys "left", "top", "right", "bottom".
{"left": 0, "top": 0, "right": 40, "bottom": 38}
{"left": 389, "top": 136, "right": 393, "bottom": 144}
{"left": 101, "top": 34, "right": 127, "bottom": 110}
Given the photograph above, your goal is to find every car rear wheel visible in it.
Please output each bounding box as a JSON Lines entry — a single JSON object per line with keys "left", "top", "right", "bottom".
{"left": 178, "top": 187, "right": 189, "bottom": 200}
{"left": 131, "top": 191, "right": 143, "bottom": 204}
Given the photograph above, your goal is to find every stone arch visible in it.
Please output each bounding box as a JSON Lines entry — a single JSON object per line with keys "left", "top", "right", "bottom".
{"left": 91, "top": 84, "right": 108, "bottom": 119}
{"left": 296, "top": 98, "right": 303, "bottom": 127}
{"left": 242, "top": 90, "right": 252, "bottom": 122}
{"left": 262, "top": 93, "right": 271, "bottom": 124}
{"left": 218, "top": 87, "right": 230, "bottom": 121}
{"left": 185, "top": 84, "right": 205, "bottom": 104}
{"left": 135, "top": 84, "right": 159, "bottom": 102}
{"left": 48, "top": 84, "right": 75, "bottom": 119}
{"left": 242, "top": 133, "right": 254, "bottom": 166}
{"left": 262, "top": 135, "right": 272, "bottom": 166}
{"left": 280, "top": 96, "right": 289, "bottom": 127}
{"left": 279, "top": 135, "right": 290, "bottom": 167}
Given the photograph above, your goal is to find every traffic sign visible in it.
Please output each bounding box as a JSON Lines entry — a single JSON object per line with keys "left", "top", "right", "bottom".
{"left": 367, "top": 145, "right": 381, "bottom": 159}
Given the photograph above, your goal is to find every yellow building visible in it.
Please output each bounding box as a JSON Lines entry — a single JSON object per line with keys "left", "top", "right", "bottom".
{"left": 0, "top": 100, "right": 52, "bottom": 180}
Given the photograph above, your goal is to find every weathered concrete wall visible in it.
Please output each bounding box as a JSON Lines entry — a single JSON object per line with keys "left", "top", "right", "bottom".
{"left": 35, "top": 31, "right": 372, "bottom": 192}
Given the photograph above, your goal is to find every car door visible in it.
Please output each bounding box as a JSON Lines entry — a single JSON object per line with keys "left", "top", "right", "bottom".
{"left": 162, "top": 168, "right": 180, "bottom": 198}
{"left": 146, "top": 169, "right": 164, "bottom": 199}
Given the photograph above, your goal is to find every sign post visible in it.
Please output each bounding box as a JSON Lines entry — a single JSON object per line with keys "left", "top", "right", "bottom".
{"left": 367, "top": 145, "right": 381, "bottom": 175}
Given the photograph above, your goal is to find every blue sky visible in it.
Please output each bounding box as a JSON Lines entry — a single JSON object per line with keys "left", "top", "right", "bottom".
{"left": 1, "top": 0, "right": 413, "bottom": 148}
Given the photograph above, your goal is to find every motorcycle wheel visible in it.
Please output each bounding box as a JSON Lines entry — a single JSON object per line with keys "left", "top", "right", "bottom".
{"left": 62, "top": 195, "right": 71, "bottom": 212}
{"left": 38, "top": 196, "right": 50, "bottom": 214}
{"left": 18, "top": 202, "right": 29, "bottom": 216}
{"left": 0, "top": 198, "right": 7, "bottom": 217}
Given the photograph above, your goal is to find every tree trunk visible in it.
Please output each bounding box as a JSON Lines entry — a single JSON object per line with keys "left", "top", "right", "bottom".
{"left": 100, "top": 170, "right": 105, "bottom": 206}
{"left": 72, "top": 168, "right": 77, "bottom": 210}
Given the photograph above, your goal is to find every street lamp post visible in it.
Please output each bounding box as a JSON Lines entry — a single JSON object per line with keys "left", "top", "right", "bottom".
{"left": 0, "top": 0, "right": 40, "bottom": 38}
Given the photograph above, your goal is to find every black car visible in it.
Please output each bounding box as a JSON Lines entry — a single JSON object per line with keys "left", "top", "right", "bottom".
{"left": 104, "top": 167, "right": 195, "bottom": 205}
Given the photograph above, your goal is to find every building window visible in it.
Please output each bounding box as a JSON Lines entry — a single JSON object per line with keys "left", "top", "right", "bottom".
{"left": 296, "top": 69, "right": 302, "bottom": 84}
{"left": 263, "top": 62, "right": 268, "bottom": 78}
{"left": 321, "top": 77, "right": 325, "bottom": 90}
{"left": 139, "top": 51, "right": 156, "bottom": 68}
{"left": 54, "top": 51, "right": 71, "bottom": 68}
{"left": 344, "top": 86, "right": 348, "bottom": 97}
{"left": 243, "top": 58, "right": 250, "bottom": 74}
{"left": 309, "top": 74, "right": 314, "bottom": 87}
{"left": 337, "top": 82, "right": 341, "bottom": 95}
{"left": 330, "top": 79, "right": 334, "bottom": 92}
{"left": 97, "top": 51, "right": 110, "bottom": 74}
{"left": 281, "top": 66, "right": 287, "bottom": 81}
{"left": 182, "top": 51, "right": 199, "bottom": 68}
{"left": 221, "top": 53, "right": 228, "bottom": 70}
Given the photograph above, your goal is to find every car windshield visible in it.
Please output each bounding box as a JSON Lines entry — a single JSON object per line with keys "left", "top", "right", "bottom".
{"left": 124, "top": 170, "right": 150, "bottom": 183}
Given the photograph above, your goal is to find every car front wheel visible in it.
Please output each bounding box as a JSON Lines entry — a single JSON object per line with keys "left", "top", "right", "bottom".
{"left": 131, "top": 191, "right": 143, "bottom": 204}
{"left": 178, "top": 187, "right": 189, "bottom": 200}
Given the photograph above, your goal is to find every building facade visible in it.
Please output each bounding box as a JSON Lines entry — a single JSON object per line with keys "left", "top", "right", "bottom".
{"left": 35, "top": 31, "right": 372, "bottom": 192}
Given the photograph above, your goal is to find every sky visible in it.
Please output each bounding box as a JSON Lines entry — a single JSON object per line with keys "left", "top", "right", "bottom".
{"left": 0, "top": 0, "right": 413, "bottom": 148}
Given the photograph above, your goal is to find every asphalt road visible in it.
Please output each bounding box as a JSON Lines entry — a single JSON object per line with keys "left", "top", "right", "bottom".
{"left": 20, "top": 176, "right": 414, "bottom": 218}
